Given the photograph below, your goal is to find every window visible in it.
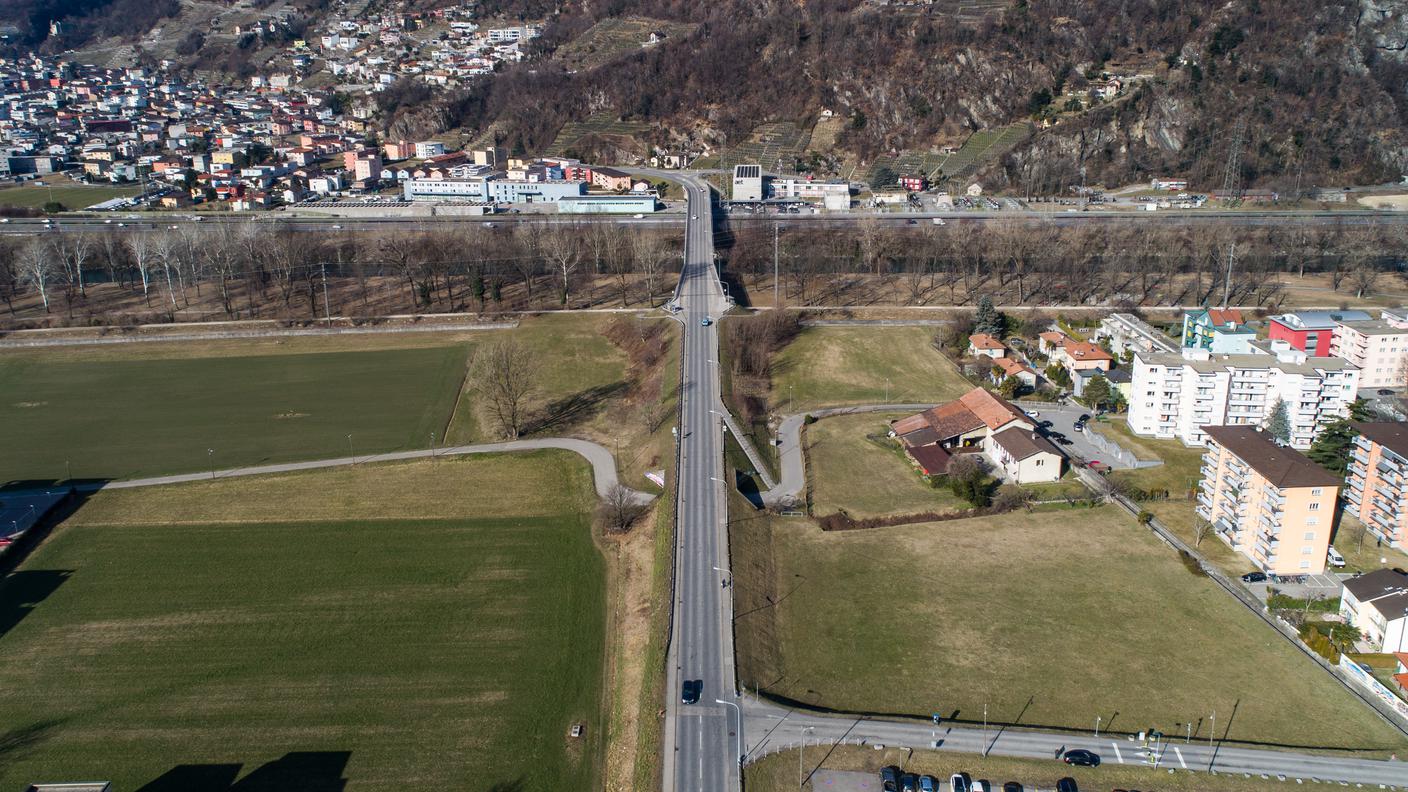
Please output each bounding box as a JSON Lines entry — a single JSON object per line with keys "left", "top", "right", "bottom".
{"left": 1303, "top": 531, "right": 1316, "bottom": 540}
{"left": 1302, "top": 546, "right": 1314, "bottom": 555}
{"left": 1305, "top": 519, "right": 1318, "bottom": 528}
{"left": 1299, "top": 560, "right": 1312, "bottom": 569}
{"left": 1308, "top": 502, "right": 1320, "bottom": 511}
{"left": 1311, "top": 488, "right": 1323, "bottom": 497}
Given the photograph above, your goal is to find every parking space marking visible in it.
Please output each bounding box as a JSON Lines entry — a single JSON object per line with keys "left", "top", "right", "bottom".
{"left": 1173, "top": 746, "right": 1187, "bottom": 768}
{"left": 1111, "top": 743, "right": 1123, "bottom": 763}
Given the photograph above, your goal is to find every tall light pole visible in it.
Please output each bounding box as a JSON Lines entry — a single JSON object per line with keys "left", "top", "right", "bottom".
{"left": 773, "top": 223, "right": 780, "bottom": 309}
{"left": 1095, "top": 715, "right": 1101, "bottom": 738}
{"left": 207, "top": 448, "right": 215, "bottom": 479}
{"left": 430, "top": 432, "right": 436, "bottom": 459}
{"left": 347, "top": 434, "right": 355, "bottom": 464}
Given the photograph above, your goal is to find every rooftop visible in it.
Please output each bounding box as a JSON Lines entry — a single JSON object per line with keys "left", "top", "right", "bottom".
{"left": 1351, "top": 422, "right": 1408, "bottom": 461}
{"left": 1201, "top": 426, "right": 1341, "bottom": 488}
{"left": 990, "top": 426, "right": 1063, "bottom": 461}
{"left": 1336, "top": 319, "right": 1408, "bottom": 337}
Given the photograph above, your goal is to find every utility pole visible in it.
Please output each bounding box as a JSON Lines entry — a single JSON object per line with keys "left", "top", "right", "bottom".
{"left": 1221, "top": 242, "right": 1235, "bottom": 309}
{"left": 321, "top": 262, "right": 332, "bottom": 328}
{"left": 773, "top": 223, "right": 780, "bottom": 309}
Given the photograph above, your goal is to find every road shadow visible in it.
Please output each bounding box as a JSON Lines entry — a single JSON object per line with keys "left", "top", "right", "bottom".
{"left": 0, "top": 569, "right": 73, "bottom": 641}
{"left": 710, "top": 192, "right": 752, "bottom": 307}
{"left": 0, "top": 481, "right": 103, "bottom": 577}
{"left": 734, "top": 469, "right": 764, "bottom": 509}
{"left": 135, "top": 750, "right": 351, "bottom": 792}
{"left": 523, "top": 382, "right": 627, "bottom": 436}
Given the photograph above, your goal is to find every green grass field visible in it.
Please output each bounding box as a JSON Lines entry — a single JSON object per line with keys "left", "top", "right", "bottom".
{"left": 773, "top": 327, "right": 971, "bottom": 412}
{"left": 0, "top": 452, "right": 606, "bottom": 791}
{"left": 0, "top": 344, "right": 468, "bottom": 484}
{"left": 807, "top": 412, "right": 967, "bottom": 518}
{"left": 746, "top": 745, "right": 1343, "bottom": 792}
{"left": 732, "top": 506, "right": 1408, "bottom": 751}
{"left": 0, "top": 182, "right": 143, "bottom": 211}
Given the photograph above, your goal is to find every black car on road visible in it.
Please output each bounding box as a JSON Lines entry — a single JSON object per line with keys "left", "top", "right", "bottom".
{"left": 1062, "top": 748, "right": 1101, "bottom": 767}
{"left": 1240, "top": 571, "right": 1267, "bottom": 583}
{"left": 681, "top": 679, "right": 702, "bottom": 704}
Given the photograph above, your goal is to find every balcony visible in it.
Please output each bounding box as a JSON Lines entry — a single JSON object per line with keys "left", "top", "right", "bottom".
{"left": 1345, "top": 487, "right": 1363, "bottom": 505}
{"left": 1263, "top": 487, "right": 1286, "bottom": 506}
{"left": 1196, "top": 490, "right": 1213, "bottom": 509}
{"left": 1376, "top": 484, "right": 1404, "bottom": 504}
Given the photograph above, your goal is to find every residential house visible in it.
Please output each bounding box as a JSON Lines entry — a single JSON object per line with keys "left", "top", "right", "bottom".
{"left": 1047, "top": 334, "right": 1114, "bottom": 374}
{"left": 414, "top": 140, "right": 445, "bottom": 159}
{"left": 1183, "top": 308, "right": 1256, "bottom": 354}
{"left": 592, "top": 167, "right": 633, "bottom": 191}
{"left": 892, "top": 388, "right": 1062, "bottom": 484}
{"left": 1340, "top": 569, "right": 1408, "bottom": 653}
{"left": 1268, "top": 310, "right": 1371, "bottom": 356}
{"left": 968, "top": 333, "right": 1007, "bottom": 359}
{"left": 1196, "top": 426, "right": 1340, "bottom": 575}
{"left": 1330, "top": 320, "right": 1408, "bottom": 389}
{"left": 991, "top": 357, "right": 1039, "bottom": 389}
{"left": 1345, "top": 422, "right": 1408, "bottom": 548}
{"left": 985, "top": 428, "right": 1065, "bottom": 483}
{"left": 1128, "top": 343, "right": 1360, "bottom": 448}
{"left": 899, "top": 174, "right": 927, "bottom": 192}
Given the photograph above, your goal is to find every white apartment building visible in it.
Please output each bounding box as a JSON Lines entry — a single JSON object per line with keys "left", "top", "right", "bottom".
{"left": 414, "top": 141, "right": 445, "bottom": 159}
{"left": 769, "top": 178, "right": 849, "bottom": 201}
{"left": 1129, "top": 342, "right": 1359, "bottom": 449}
{"left": 1329, "top": 319, "right": 1408, "bottom": 388}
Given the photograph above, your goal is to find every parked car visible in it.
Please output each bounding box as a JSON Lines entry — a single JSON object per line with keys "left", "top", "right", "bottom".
{"left": 971, "top": 781, "right": 991, "bottom": 792}
{"left": 1328, "top": 546, "right": 1346, "bottom": 568}
{"left": 1240, "top": 571, "right": 1267, "bottom": 583}
{"left": 680, "top": 679, "right": 702, "bottom": 704}
{"left": 1378, "top": 389, "right": 1395, "bottom": 396}
{"left": 880, "top": 766, "right": 900, "bottom": 792}
{"left": 1056, "top": 779, "right": 1078, "bottom": 792}
{"left": 1002, "top": 783, "right": 1023, "bottom": 792}
{"left": 1062, "top": 749, "right": 1101, "bottom": 767}
{"left": 900, "top": 773, "right": 919, "bottom": 792}
{"left": 950, "top": 772, "right": 972, "bottom": 792}
{"left": 918, "top": 775, "right": 937, "bottom": 792}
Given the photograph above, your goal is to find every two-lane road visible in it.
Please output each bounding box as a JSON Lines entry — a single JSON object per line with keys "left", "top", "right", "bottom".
{"left": 662, "top": 174, "right": 742, "bottom": 792}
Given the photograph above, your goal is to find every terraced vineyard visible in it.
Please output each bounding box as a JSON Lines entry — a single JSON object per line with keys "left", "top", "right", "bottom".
{"left": 554, "top": 16, "right": 699, "bottom": 72}
{"left": 864, "top": 122, "right": 1031, "bottom": 187}
{"left": 702, "top": 122, "right": 814, "bottom": 171}
{"left": 543, "top": 112, "right": 651, "bottom": 157}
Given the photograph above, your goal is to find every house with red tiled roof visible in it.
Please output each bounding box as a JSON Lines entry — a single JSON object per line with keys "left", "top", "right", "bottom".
{"left": 1051, "top": 338, "right": 1114, "bottom": 373}
{"left": 1183, "top": 307, "right": 1256, "bottom": 353}
{"left": 990, "top": 356, "right": 1038, "bottom": 389}
{"left": 892, "top": 387, "right": 1063, "bottom": 483}
{"left": 968, "top": 333, "right": 1007, "bottom": 359}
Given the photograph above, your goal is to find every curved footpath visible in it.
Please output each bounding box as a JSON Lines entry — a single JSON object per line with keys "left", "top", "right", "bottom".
{"left": 761, "top": 403, "right": 936, "bottom": 506}
{"left": 71, "top": 438, "right": 656, "bottom": 504}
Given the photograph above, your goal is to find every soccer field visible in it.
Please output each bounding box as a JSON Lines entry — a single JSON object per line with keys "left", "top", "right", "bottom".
{"left": 0, "top": 344, "right": 468, "bottom": 484}
{"left": 0, "top": 452, "right": 606, "bottom": 791}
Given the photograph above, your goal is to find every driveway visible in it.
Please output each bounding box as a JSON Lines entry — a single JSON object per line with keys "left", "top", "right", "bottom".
{"left": 1029, "top": 406, "right": 1139, "bottom": 470}
{"left": 1244, "top": 572, "right": 1347, "bottom": 601}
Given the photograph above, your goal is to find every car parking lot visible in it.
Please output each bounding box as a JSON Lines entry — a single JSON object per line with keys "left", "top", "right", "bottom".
{"left": 1243, "top": 571, "right": 1347, "bottom": 601}
{"left": 1026, "top": 406, "right": 1138, "bottom": 471}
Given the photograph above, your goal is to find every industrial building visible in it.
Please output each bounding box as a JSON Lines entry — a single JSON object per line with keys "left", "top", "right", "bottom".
{"left": 558, "top": 195, "right": 657, "bottom": 214}
{"left": 403, "top": 177, "right": 587, "bottom": 203}
{"left": 731, "top": 164, "right": 763, "bottom": 202}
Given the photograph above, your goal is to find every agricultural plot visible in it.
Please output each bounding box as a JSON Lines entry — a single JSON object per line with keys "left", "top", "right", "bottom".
{"left": 0, "top": 343, "right": 468, "bottom": 485}
{"left": 0, "top": 453, "right": 606, "bottom": 791}
{"left": 709, "top": 122, "right": 814, "bottom": 172}
{"left": 543, "top": 112, "right": 650, "bottom": 158}
{"left": 936, "top": 122, "right": 1031, "bottom": 181}
{"left": 554, "top": 16, "right": 698, "bottom": 72}
{"left": 0, "top": 182, "right": 143, "bottom": 211}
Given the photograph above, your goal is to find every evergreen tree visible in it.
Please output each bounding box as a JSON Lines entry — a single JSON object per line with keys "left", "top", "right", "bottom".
{"left": 974, "top": 295, "right": 1005, "bottom": 337}
{"left": 1266, "top": 398, "right": 1291, "bottom": 445}
{"left": 1083, "top": 374, "right": 1112, "bottom": 411}
{"left": 1307, "top": 418, "right": 1355, "bottom": 474}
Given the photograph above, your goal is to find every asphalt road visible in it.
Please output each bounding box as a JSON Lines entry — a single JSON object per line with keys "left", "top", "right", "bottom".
{"left": 661, "top": 172, "right": 742, "bottom": 792}
{"left": 743, "top": 704, "right": 1408, "bottom": 788}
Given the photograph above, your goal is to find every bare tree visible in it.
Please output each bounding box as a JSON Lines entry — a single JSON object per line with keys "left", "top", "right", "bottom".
{"left": 632, "top": 231, "right": 674, "bottom": 306}
{"left": 540, "top": 223, "right": 581, "bottom": 305}
{"left": 1193, "top": 516, "right": 1214, "bottom": 548}
{"left": 473, "top": 338, "right": 538, "bottom": 439}
{"left": 17, "top": 238, "right": 56, "bottom": 312}
{"left": 599, "top": 483, "right": 649, "bottom": 533}
{"left": 126, "top": 232, "right": 154, "bottom": 304}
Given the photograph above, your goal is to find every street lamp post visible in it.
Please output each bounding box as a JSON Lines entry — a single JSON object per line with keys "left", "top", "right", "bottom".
{"left": 1095, "top": 716, "right": 1101, "bottom": 738}
{"left": 716, "top": 698, "right": 744, "bottom": 774}
{"left": 347, "top": 434, "right": 355, "bottom": 464}
{"left": 207, "top": 448, "right": 215, "bottom": 479}
{"left": 430, "top": 432, "right": 436, "bottom": 459}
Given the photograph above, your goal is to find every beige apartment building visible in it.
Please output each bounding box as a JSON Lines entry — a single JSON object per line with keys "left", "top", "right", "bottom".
{"left": 1345, "top": 422, "right": 1408, "bottom": 548}
{"left": 1195, "top": 426, "right": 1340, "bottom": 575}
{"left": 1329, "top": 320, "right": 1408, "bottom": 388}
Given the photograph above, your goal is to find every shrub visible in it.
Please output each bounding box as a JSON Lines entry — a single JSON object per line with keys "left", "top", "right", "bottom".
{"left": 1177, "top": 550, "right": 1206, "bottom": 577}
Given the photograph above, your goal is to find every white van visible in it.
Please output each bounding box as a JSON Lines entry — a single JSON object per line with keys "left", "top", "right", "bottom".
{"left": 1327, "top": 546, "right": 1346, "bottom": 568}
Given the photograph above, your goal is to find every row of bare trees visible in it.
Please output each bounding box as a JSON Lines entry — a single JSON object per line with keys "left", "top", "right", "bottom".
{"left": 722, "top": 219, "right": 1408, "bottom": 308}
{"left": 0, "top": 219, "right": 683, "bottom": 323}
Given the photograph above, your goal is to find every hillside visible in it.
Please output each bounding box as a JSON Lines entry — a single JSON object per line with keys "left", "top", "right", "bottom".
{"left": 13, "top": 0, "right": 1408, "bottom": 190}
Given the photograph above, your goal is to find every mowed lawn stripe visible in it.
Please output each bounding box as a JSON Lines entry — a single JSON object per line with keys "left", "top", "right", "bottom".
{"left": 773, "top": 326, "right": 969, "bottom": 411}
{"left": 0, "top": 345, "right": 468, "bottom": 483}
{"left": 0, "top": 455, "right": 606, "bottom": 791}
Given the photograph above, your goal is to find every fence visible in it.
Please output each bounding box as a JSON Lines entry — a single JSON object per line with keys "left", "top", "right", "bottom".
{"left": 1340, "top": 656, "right": 1408, "bottom": 721}
{"left": 1080, "top": 467, "right": 1408, "bottom": 736}
{"left": 1080, "top": 425, "right": 1162, "bottom": 469}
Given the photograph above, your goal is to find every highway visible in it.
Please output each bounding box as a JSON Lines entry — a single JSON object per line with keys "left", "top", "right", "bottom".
{"left": 662, "top": 173, "right": 742, "bottom": 792}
